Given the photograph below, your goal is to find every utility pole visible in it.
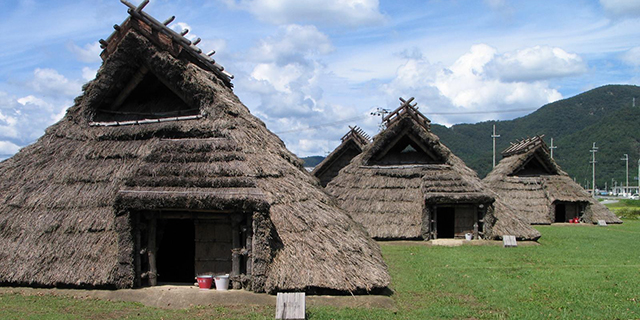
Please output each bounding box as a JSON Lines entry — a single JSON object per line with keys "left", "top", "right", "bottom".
{"left": 638, "top": 159, "right": 640, "bottom": 194}
{"left": 491, "top": 124, "right": 500, "bottom": 168}
{"left": 621, "top": 154, "right": 629, "bottom": 196}
{"left": 550, "top": 138, "right": 557, "bottom": 159}
{"left": 590, "top": 142, "right": 598, "bottom": 197}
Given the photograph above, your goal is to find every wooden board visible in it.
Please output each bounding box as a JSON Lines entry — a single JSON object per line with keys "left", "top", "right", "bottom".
{"left": 503, "top": 235, "right": 517, "bottom": 247}
{"left": 195, "top": 220, "right": 232, "bottom": 275}
{"left": 597, "top": 220, "right": 607, "bottom": 226}
{"left": 276, "top": 292, "right": 305, "bottom": 320}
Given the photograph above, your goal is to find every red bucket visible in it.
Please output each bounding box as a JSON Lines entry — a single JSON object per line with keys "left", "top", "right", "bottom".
{"left": 197, "top": 275, "right": 213, "bottom": 290}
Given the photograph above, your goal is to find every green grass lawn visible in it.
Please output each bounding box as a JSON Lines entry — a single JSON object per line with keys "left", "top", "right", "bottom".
{"left": 2, "top": 221, "right": 640, "bottom": 319}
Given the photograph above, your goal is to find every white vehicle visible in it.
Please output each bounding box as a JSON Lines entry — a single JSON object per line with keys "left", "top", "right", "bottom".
{"left": 630, "top": 194, "right": 640, "bottom": 200}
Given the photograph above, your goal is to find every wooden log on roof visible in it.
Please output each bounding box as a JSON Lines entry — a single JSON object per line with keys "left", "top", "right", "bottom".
{"left": 135, "top": 0, "right": 149, "bottom": 12}
{"left": 163, "top": 16, "right": 175, "bottom": 26}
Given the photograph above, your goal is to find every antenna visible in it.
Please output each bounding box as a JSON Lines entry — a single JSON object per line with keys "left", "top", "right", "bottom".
{"left": 491, "top": 124, "right": 500, "bottom": 168}
{"left": 590, "top": 142, "right": 598, "bottom": 197}
{"left": 370, "top": 108, "right": 390, "bottom": 131}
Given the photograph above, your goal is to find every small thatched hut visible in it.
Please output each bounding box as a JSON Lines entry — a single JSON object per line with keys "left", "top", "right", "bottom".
{"left": 312, "top": 126, "right": 370, "bottom": 187}
{"left": 326, "top": 98, "right": 540, "bottom": 241}
{"left": 484, "top": 136, "right": 622, "bottom": 224}
{"left": 0, "top": 3, "right": 389, "bottom": 294}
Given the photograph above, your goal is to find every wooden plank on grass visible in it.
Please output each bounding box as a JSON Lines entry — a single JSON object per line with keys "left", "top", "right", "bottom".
{"left": 598, "top": 220, "right": 607, "bottom": 226}
{"left": 503, "top": 235, "right": 517, "bottom": 247}
{"left": 276, "top": 292, "right": 305, "bottom": 320}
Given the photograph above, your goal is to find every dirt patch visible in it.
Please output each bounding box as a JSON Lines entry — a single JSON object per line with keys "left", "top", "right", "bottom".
{"left": 378, "top": 240, "right": 540, "bottom": 247}
{"left": 0, "top": 286, "right": 394, "bottom": 310}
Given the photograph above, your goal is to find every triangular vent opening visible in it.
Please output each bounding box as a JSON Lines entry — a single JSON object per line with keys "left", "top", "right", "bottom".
{"left": 94, "top": 68, "right": 198, "bottom": 122}
{"left": 513, "top": 155, "right": 555, "bottom": 176}
{"left": 370, "top": 134, "right": 443, "bottom": 165}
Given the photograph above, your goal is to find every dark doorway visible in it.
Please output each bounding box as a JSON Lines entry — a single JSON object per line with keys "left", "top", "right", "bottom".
{"left": 555, "top": 204, "right": 566, "bottom": 222}
{"left": 437, "top": 207, "right": 455, "bottom": 238}
{"left": 156, "top": 219, "right": 195, "bottom": 283}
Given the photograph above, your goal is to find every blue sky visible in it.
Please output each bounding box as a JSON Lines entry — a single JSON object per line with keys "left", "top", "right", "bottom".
{"left": 0, "top": 0, "right": 639, "bottom": 159}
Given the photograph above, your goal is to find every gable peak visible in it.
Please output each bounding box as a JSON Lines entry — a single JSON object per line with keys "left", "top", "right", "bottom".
{"left": 99, "top": 0, "right": 233, "bottom": 88}
{"left": 383, "top": 97, "right": 431, "bottom": 131}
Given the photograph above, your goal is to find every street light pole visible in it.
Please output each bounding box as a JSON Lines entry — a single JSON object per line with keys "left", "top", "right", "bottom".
{"left": 491, "top": 125, "right": 500, "bottom": 168}
{"left": 590, "top": 143, "right": 598, "bottom": 197}
{"left": 621, "top": 154, "right": 629, "bottom": 196}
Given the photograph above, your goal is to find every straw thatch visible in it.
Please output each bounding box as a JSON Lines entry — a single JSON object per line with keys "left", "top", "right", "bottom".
{"left": 312, "top": 126, "right": 370, "bottom": 187}
{"left": 326, "top": 99, "right": 540, "bottom": 241}
{"left": 0, "top": 10, "right": 389, "bottom": 294}
{"left": 484, "top": 136, "right": 621, "bottom": 224}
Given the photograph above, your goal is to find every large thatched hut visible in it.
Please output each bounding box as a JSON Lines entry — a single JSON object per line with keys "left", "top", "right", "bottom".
{"left": 326, "top": 98, "right": 540, "bottom": 241}
{"left": 0, "top": 3, "right": 389, "bottom": 294}
{"left": 484, "top": 136, "right": 621, "bottom": 224}
{"left": 312, "top": 126, "right": 370, "bottom": 187}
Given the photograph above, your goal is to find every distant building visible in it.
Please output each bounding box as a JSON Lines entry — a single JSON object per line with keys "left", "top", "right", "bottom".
{"left": 484, "top": 136, "right": 621, "bottom": 224}
{"left": 326, "top": 98, "right": 540, "bottom": 241}
{"left": 312, "top": 126, "right": 370, "bottom": 187}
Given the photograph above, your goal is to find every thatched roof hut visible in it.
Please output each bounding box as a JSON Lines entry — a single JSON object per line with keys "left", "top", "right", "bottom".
{"left": 0, "top": 3, "right": 389, "bottom": 294}
{"left": 326, "top": 98, "right": 540, "bottom": 241}
{"left": 312, "top": 126, "right": 370, "bottom": 187}
{"left": 484, "top": 136, "right": 621, "bottom": 224}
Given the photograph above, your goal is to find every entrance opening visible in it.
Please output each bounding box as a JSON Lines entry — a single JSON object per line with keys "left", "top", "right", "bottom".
{"left": 156, "top": 219, "right": 195, "bottom": 283}
{"left": 437, "top": 207, "right": 455, "bottom": 238}
{"left": 554, "top": 202, "right": 581, "bottom": 222}
{"left": 433, "top": 205, "right": 477, "bottom": 239}
{"left": 555, "top": 204, "right": 566, "bottom": 222}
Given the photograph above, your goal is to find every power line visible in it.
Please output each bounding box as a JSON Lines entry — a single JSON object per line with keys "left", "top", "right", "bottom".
{"left": 275, "top": 107, "right": 538, "bottom": 134}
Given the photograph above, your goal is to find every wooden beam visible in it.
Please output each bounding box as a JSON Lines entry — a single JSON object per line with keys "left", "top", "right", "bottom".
{"left": 110, "top": 65, "right": 149, "bottom": 110}
{"left": 134, "top": 213, "right": 141, "bottom": 287}
{"left": 231, "top": 221, "right": 241, "bottom": 289}
{"left": 148, "top": 217, "right": 157, "bottom": 286}
{"left": 245, "top": 213, "right": 253, "bottom": 277}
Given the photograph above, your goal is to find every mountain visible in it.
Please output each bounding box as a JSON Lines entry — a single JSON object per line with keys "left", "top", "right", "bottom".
{"left": 301, "top": 85, "right": 640, "bottom": 190}
{"left": 431, "top": 85, "right": 640, "bottom": 189}
{"left": 302, "top": 156, "right": 325, "bottom": 167}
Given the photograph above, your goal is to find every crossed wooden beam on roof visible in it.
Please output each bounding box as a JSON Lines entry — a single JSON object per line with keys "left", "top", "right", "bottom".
{"left": 502, "top": 135, "right": 549, "bottom": 157}
{"left": 100, "top": 0, "right": 233, "bottom": 87}
{"left": 382, "top": 97, "right": 432, "bottom": 130}
{"left": 341, "top": 125, "right": 371, "bottom": 144}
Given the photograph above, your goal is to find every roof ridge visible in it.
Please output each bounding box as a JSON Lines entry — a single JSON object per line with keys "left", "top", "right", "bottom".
{"left": 99, "top": 0, "right": 233, "bottom": 87}
{"left": 383, "top": 97, "right": 431, "bottom": 131}
{"left": 502, "top": 135, "right": 547, "bottom": 157}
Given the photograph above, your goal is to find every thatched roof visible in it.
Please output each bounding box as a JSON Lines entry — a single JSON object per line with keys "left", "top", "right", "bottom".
{"left": 484, "top": 136, "right": 621, "bottom": 224}
{"left": 0, "top": 6, "right": 389, "bottom": 294}
{"left": 311, "top": 126, "right": 370, "bottom": 187}
{"left": 326, "top": 98, "right": 540, "bottom": 240}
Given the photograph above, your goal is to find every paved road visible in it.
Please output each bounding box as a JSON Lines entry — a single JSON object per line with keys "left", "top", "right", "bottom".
{"left": 601, "top": 199, "right": 620, "bottom": 204}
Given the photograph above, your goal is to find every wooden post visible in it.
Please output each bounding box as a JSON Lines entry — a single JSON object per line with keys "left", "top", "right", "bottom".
{"left": 148, "top": 217, "right": 157, "bottom": 286}
{"left": 245, "top": 213, "right": 253, "bottom": 276}
{"left": 134, "top": 213, "right": 141, "bottom": 287}
{"left": 231, "top": 221, "right": 240, "bottom": 289}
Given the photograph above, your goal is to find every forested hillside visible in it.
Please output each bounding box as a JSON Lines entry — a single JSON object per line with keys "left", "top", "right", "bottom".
{"left": 304, "top": 85, "right": 640, "bottom": 190}
{"left": 431, "top": 85, "right": 640, "bottom": 189}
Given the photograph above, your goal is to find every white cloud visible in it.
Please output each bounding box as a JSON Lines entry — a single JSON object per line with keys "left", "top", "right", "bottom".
{"left": 30, "top": 68, "right": 82, "bottom": 97}
{"left": 0, "top": 140, "right": 21, "bottom": 157}
{"left": 67, "top": 41, "right": 102, "bottom": 63}
{"left": 620, "top": 47, "right": 640, "bottom": 67}
{"left": 222, "top": 0, "right": 385, "bottom": 27}
{"left": 600, "top": 0, "right": 640, "bottom": 18}
{"left": 485, "top": 45, "right": 587, "bottom": 82}
{"left": 381, "top": 44, "right": 565, "bottom": 125}
{"left": 249, "top": 25, "right": 333, "bottom": 64}
{"left": 82, "top": 67, "right": 98, "bottom": 81}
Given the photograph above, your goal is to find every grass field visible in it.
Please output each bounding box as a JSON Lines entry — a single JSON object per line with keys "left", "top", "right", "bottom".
{"left": 2, "top": 219, "right": 639, "bottom": 319}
